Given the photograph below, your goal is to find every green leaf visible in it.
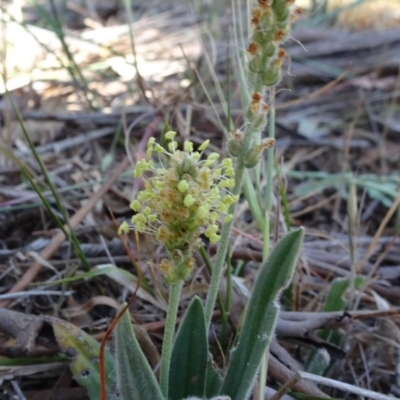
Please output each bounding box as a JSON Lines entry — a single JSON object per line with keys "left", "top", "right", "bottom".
{"left": 169, "top": 297, "right": 208, "bottom": 400}
{"left": 306, "top": 276, "right": 364, "bottom": 374}
{"left": 115, "top": 305, "right": 164, "bottom": 400}
{"left": 220, "top": 228, "right": 304, "bottom": 400}
{"left": 324, "top": 278, "right": 350, "bottom": 312}
{"left": 52, "top": 319, "right": 118, "bottom": 400}
{"left": 324, "top": 276, "right": 364, "bottom": 312}
{"left": 305, "top": 348, "right": 330, "bottom": 376}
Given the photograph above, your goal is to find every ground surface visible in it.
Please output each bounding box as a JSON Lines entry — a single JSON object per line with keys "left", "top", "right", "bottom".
{"left": 0, "top": 1, "right": 400, "bottom": 399}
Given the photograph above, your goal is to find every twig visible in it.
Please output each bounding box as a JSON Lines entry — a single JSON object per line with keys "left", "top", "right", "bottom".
{"left": 276, "top": 67, "right": 350, "bottom": 110}
{"left": 0, "top": 290, "right": 74, "bottom": 300}
{"left": 10, "top": 381, "right": 27, "bottom": 400}
{"left": 14, "top": 127, "right": 116, "bottom": 156}
{"left": 299, "top": 371, "right": 398, "bottom": 400}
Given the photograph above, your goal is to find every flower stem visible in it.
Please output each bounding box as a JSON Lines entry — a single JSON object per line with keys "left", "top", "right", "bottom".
{"left": 204, "top": 60, "right": 265, "bottom": 329}
{"left": 204, "top": 105, "right": 262, "bottom": 329}
{"left": 204, "top": 159, "right": 245, "bottom": 330}
{"left": 258, "top": 87, "right": 276, "bottom": 400}
{"left": 160, "top": 279, "right": 184, "bottom": 398}
{"left": 263, "top": 87, "right": 276, "bottom": 258}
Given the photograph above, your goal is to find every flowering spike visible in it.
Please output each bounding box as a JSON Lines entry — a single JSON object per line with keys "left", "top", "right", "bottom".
{"left": 119, "top": 133, "right": 238, "bottom": 284}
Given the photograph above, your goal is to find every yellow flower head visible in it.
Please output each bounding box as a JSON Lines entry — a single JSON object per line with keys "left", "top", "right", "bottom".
{"left": 119, "top": 132, "right": 238, "bottom": 283}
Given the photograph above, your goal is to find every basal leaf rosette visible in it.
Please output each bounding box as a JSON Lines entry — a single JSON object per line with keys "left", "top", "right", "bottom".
{"left": 119, "top": 131, "right": 238, "bottom": 284}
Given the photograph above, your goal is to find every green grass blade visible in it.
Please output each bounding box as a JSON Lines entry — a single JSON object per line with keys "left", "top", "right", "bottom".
{"left": 30, "top": 0, "right": 94, "bottom": 108}
{"left": 2, "top": 85, "right": 93, "bottom": 273}
{"left": 36, "top": 264, "right": 153, "bottom": 294}
{"left": 306, "top": 276, "right": 364, "bottom": 374}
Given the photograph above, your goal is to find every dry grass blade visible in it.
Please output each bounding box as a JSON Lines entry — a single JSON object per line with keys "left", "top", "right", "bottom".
{"left": 299, "top": 371, "right": 397, "bottom": 400}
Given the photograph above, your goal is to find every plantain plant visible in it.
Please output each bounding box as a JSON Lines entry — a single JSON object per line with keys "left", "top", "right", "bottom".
{"left": 67, "top": 1, "right": 304, "bottom": 399}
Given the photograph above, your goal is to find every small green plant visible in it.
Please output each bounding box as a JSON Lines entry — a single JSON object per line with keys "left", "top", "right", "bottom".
{"left": 71, "top": 1, "right": 303, "bottom": 399}
{"left": 0, "top": 0, "right": 304, "bottom": 395}
{"left": 111, "top": 127, "right": 304, "bottom": 399}
{"left": 119, "top": 132, "right": 239, "bottom": 397}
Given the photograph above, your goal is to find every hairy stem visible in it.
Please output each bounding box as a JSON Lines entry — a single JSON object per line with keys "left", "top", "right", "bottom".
{"left": 258, "top": 87, "right": 276, "bottom": 400}
{"left": 204, "top": 162, "right": 245, "bottom": 329}
{"left": 160, "top": 279, "right": 184, "bottom": 398}
{"left": 204, "top": 113, "right": 259, "bottom": 329}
